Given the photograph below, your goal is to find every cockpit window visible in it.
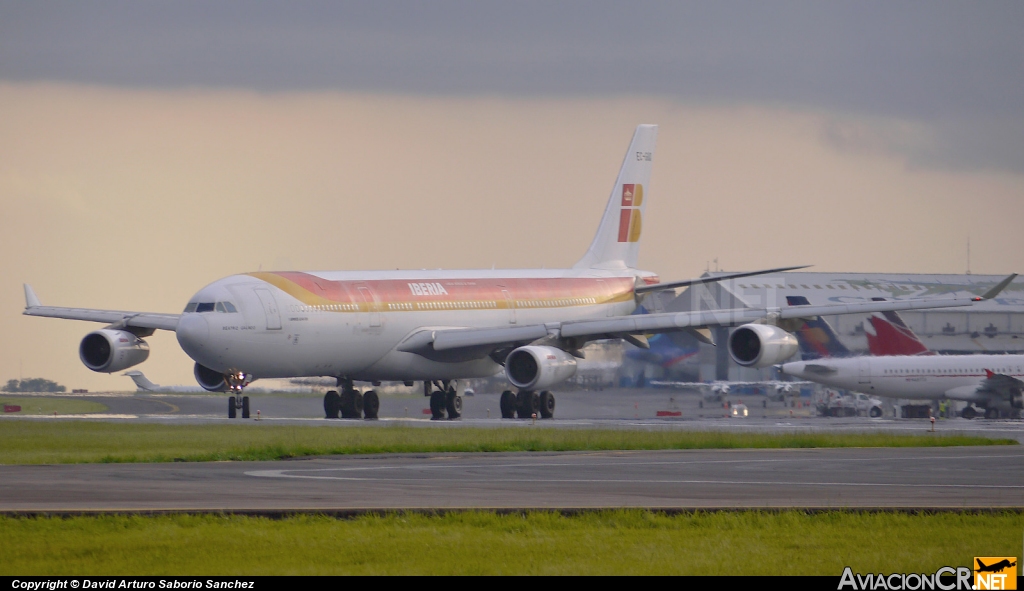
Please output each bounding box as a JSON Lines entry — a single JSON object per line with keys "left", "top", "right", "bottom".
{"left": 186, "top": 301, "right": 237, "bottom": 313}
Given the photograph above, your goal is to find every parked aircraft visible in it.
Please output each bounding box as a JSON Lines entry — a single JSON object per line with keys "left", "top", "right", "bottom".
{"left": 650, "top": 378, "right": 810, "bottom": 402}
{"left": 122, "top": 371, "right": 204, "bottom": 393}
{"left": 622, "top": 323, "right": 701, "bottom": 384}
{"left": 864, "top": 298, "right": 932, "bottom": 356}
{"left": 780, "top": 277, "right": 1022, "bottom": 419}
{"left": 22, "top": 125, "right": 989, "bottom": 421}
{"left": 786, "top": 296, "right": 853, "bottom": 359}
{"left": 787, "top": 295, "right": 932, "bottom": 358}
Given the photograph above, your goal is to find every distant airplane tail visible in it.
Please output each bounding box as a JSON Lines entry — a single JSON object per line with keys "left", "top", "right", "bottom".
{"left": 624, "top": 304, "right": 700, "bottom": 369}
{"left": 785, "top": 296, "right": 852, "bottom": 359}
{"left": 866, "top": 297, "right": 932, "bottom": 356}
{"left": 574, "top": 124, "right": 658, "bottom": 270}
{"left": 123, "top": 370, "right": 159, "bottom": 391}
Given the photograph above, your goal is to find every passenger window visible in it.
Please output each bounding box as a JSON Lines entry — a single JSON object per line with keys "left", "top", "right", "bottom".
{"left": 183, "top": 302, "right": 198, "bottom": 313}
{"left": 196, "top": 302, "right": 215, "bottom": 313}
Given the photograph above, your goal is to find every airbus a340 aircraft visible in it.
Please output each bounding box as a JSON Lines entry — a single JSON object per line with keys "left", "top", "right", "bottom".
{"left": 22, "top": 125, "right": 992, "bottom": 421}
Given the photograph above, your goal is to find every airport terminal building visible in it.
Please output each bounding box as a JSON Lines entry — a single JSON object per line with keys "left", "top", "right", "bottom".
{"left": 662, "top": 272, "right": 1024, "bottom": 382}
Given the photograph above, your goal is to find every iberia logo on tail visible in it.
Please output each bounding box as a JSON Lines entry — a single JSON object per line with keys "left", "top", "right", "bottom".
{"left": 617, "top": 183, "right": 643, "bottom": 242}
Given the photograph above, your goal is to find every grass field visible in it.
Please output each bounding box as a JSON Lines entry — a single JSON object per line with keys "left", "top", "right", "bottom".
{"left": 2, "top": 510, "right": 1021, "bottom": 575}
{"left": 0, "top": 421, "right": 1013, "bottom": 464}
{"left": 0, "top": 396, "right": 108, "bottom": 416}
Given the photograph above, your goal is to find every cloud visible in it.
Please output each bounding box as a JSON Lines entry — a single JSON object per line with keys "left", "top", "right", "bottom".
{"left": 820, "top": 115, "right": 1024, "bottom": 174}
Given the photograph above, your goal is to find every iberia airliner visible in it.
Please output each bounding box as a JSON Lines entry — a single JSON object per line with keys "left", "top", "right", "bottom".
{"left": 22, "top": 125, "right": 988, "bottom": 420}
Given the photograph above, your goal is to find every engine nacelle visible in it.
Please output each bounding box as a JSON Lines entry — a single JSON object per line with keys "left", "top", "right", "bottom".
{"left": 194, "top": 363, "right": 228, "bottom": 392}
{"left": 728, "top": 324, "right": 799, "bottom": 368}
{"left": 505, "top": 346, "right": 577, "bottom": 391}
{"left": 79, "top": 329, "right": 150, "bottom": 373}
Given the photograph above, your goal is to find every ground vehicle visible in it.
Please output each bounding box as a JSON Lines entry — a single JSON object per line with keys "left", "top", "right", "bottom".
{"left": 815, "top": 389, "right": 884, "bottom": 417}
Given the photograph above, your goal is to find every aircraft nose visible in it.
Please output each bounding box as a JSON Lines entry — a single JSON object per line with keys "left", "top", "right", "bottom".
{"left": 176, "top": 313, "right": 210, "bottom": 360}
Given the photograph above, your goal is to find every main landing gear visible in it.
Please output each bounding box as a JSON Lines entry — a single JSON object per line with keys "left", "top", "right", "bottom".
{"left": 425, "top": 380, "right": 461, "bottom": 420}
{"left": 324, "top": 379, "right": 380, "bottom": 420}
{"left": 225, "top": 370, "right": 251, "bottom": 419}
{"left": 500, "top": 390, "right": 555, "bottom": 419}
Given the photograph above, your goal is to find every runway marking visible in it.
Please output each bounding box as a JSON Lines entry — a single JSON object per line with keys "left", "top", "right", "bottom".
{"left": 246, "top": 450, "right": 1024, "bottom": 473}
{"left": 244, "top": 451, "right": 1024, "bottom": 483}
{"left": 244, "top": 470, "right": 1024, "bottom": 489}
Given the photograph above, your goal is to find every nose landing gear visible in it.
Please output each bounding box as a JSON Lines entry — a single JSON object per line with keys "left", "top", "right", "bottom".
{"left": 225, "top": 370, "right": 251, "bottom": 419}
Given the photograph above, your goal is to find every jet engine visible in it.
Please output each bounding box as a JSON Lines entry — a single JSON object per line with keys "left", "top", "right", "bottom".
{"left": 194, "top": 363, "right": 228, "bottom": 392}
{"left": 728, "top": 324, "right": 799, "bottom": 368}
{"left": 79, "top": 329, "right": 150, "bottom": 373}
{"left": 505, "top": 346, "right": 577, "bottom": 390}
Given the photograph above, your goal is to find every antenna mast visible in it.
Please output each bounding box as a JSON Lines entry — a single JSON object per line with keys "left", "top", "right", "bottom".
{"left": 966, "top": 237, "right": 971, "bottom": 275}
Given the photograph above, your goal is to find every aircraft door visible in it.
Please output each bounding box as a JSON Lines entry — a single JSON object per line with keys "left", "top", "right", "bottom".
{"left": 857, "top": 358, "right": 871, "bottom": 384}
{"left": 596, "top": 279, "right": 614, "bottom": 316}
{"left": 502, "top": 290, "right": 516, "bottom": 324}
{"left": 254, "top": 288, "right": 282, "bottom": 330}
{"left": 357, "top": 286, "right": 382, "bottom": 327}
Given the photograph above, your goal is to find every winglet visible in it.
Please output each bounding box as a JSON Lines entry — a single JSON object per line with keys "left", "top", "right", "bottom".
{"left": 974, "top": 273, "right": 1017, "bottom": 301}
{"left": 23, "top": 284, "right": 41, "bottom": 308}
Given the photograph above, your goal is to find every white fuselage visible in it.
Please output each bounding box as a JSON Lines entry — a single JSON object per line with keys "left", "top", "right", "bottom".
{"left": 175, "top": 267, "right": 649, "bottom": 382}
{"left": 780, "top": 354, "right": 1024, "bottom": 408}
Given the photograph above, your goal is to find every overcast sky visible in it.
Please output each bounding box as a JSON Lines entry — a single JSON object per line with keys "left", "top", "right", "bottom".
{"left": 3, "top": 2, "right": 1023, "bottom": 390}
{"left": 0, "top": 2, "right": 1019, "bottom": 110}
{"left": 4, "top": 2, "right": 1024, "bottom": 172}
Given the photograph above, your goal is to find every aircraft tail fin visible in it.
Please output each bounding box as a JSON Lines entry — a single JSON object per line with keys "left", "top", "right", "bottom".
{"left": 23, "top": 284, "right": 40, "bottom": 308}
{"left": 123, "top": 371, "right": 160, "bottom": 391}
{"left": 574, "top": 124, "right": 658, "bottom": 270}
{"left": 785, "top": 296, "right": 852, "bottom": 359}
{"left": 866, "top": 297, "right": 931, "bottom": 356}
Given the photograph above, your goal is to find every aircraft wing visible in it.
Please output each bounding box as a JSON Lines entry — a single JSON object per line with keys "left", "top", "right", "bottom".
{"left": 977, "top": 371, "right": 1024, "bottom": 402}
{"left": 398, "top": 296, "right": 979, "bottom": 360}
{"left": 22, "top": 284, "right": 180, "bottom": 332}
{"left": 561, "top": 295, "right": 979, "bottom": 340}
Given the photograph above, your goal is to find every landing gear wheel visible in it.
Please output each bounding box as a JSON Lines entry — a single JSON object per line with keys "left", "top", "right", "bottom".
{"left": 984, "top": 407, "right": 999, "bottom": 419}
{"left": 228, "top": 396, "right": 237, "bottom": 419}
{"left": 324, "top": 390, "right": 340, "bottom": 419}
{"left": 445, "top": 390, "right": 462, "bottom": 419}
{"left": 429, "top": 390, "right": 446, "bottom": 420}
{"left": 241, "top": 396, "right": 250, "bottom": 419}
{"left": 363, "top": 390, "right": 380, "bottom": 420}
{"left": 499, "top": 390, "right": 517, "bottom": 419}
{"left": 961, "top": 406, "right": 976, "bottom": 419}
{"left": 339, "top": 390, "right": 355, "bottom": 418}
{"left": 539, "top": 391, "right": 555, "bottom": 419}
{"left": 353, "top": 391, "right": 364, "bottom": 419}
{"left": 517, "top": 390, "right": 538, "bottom": 419}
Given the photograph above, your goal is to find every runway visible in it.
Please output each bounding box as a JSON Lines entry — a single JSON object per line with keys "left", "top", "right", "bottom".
{"left": 6, "top": 389, "right": 1024, "bottom": 443}
{"left": 2, "top": 446, "right": 1022, "bottom": 511}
